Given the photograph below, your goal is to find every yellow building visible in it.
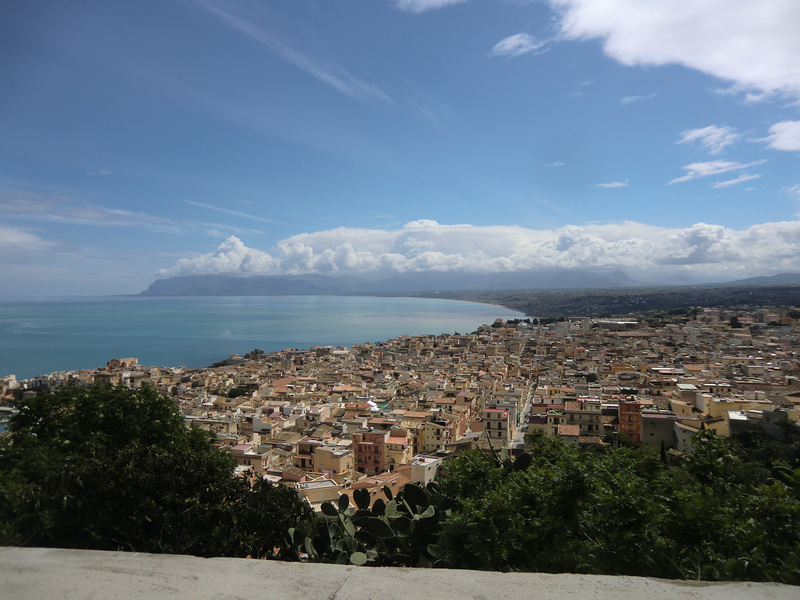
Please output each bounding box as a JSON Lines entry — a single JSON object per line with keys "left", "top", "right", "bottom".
{"left": 385, "top": 432, "right": 414, "bottom": 472}
{"left": 313, "top": 444, "right": 354, "bottom": 485}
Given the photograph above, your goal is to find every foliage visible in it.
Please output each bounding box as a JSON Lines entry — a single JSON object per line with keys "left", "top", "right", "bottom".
{"left": 3, "top": 383, "right": 799, "bottom": 584}
{"left": 434, "top": 429, "right": 800, "bottom": 583}
{"left": 0, "top": 384, "right": 310, "bottom": 558}
{"left": 282, "top": 482, "right": 452, "bottom": 567}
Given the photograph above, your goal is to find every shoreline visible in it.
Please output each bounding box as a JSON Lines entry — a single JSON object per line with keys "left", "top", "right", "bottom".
{"left": 0, "top": 295, "right": 522, "bottom": 381}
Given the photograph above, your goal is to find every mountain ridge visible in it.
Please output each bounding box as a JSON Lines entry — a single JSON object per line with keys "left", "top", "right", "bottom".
{"left": 140, "top": 269, "right": 641, "bottom": 296}
{"left": 140, "top": 271, "right": 800, "bottom": 297}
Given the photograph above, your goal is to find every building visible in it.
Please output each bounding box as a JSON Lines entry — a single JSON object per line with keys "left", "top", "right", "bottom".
{"left": 352, "top": 430, "right": 389, "bottom": 476}
{"left": 618, "top": 401, "right": 642, "bottom": 444}
{"left": 483, "top": 407, "right": 511, "bottom": 444}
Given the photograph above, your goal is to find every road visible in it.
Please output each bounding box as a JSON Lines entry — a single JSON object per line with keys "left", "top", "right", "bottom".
{"left": 510, "top": 379, "right": 536, "bottom": 451}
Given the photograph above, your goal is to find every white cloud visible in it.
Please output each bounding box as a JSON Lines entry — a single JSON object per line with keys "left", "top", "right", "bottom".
{"left": 186, "top": 200, "right": 285, "bottom": 226}
{"left": 158, "top": 218, "right": 800, "bottom": 281}
{"left": 596, "top": 181, "right": 628, "bottom": 189}
{"left": 0, "top": 223, "right": 52, "bottom": 251}
{"left": 160, "top": 236, "right": 281, "bottom": 277}
{"left": 670, "top": 159, "right": 767, "bottom": 184}
{"left": 763, "top": 120, "right": 800, "bottom": 151}
{"left": 391, "top": 0, "right": 468, "bottom": 13}
{"left": 712, "top": 174, "right": 761, "bottom": 188}
{"left": 0, "top": 191, "right": 176, "bottom": 231}
{"left": 620, "top": 92, "right": 657, "bottom": 105}
{"left": 490, "top": 34, "right": 549, "bottom": 58}
{"left": 549, "top": 0, "right": 800, "bottom": 100}
{"left": 678, "top": 125, "right": 741, "bottom": 154}
{"left": 204, "top": 3, "right": 391, "bottom": 104}
{"left": 545, "top": 161, "right": 565, "bottom": 168}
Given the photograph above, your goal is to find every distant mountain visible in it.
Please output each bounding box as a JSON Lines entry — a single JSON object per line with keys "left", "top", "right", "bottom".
{"left": 140, "top": 274, "right": 365, "bottom": 296}
{"left": 140, "top": 269, "right": 641, "bottom": 296}
{"left": 369, "top": 268, "right": 638, "bottom": 292}
{"left": 721, "top": 273, "right": 800, "bottom": 286}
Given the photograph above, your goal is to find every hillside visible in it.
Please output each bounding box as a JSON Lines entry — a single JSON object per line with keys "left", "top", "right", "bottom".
{"left": 139, "top": 269, "right": 639, "bottom": 296}
{"left": 426, "top": 284, "right": 800, "bottom": 317}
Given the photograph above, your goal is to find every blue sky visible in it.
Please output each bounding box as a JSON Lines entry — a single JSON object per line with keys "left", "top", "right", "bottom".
{"left": 2, "top": 0, "right": 800, "bottom": 296}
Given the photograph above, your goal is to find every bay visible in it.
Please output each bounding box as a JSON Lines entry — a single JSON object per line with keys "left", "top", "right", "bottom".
{"left": 0, "top": 296, "right": 523, "bottom": 380}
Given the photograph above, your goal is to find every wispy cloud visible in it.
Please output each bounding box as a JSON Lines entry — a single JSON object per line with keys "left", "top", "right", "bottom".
{"left": 0, "top": 190, "right": 62, "bottom": 215}
{"left": 201, "top": 223, "right": 267, "bottom": 238}
{"left": 490, "top": 33, "right": 549, "bottom": 58}
{"left": 186, "top": 200, "right": 287, "bottom": 226}
{"left": 391, "top": 0, "right": 468, "bottom": 13}
{"left": 203, "top": 3, "right": 391, "bottom": 104}
{"left": 712, "top": 174, "right": 761, "bottom": 188}
{"left": 678, "top": 125, "right": 740, "bottom": 154}
{"left": 620, "top": 92, "right": 657, "bottom": 105}
{"left": 0, "top": 223, "right": 54, "bottom": 251}
{"left": 596, "top": 181, "right": 628, "bottom": 189}
{"left": 0, "top": 191, "right": 176, "bottom": 231}
{"left": 205, "top": 225, "right": 265, "bottom": 238}
{"left": 89, "top": 170, "right": 112, "bottom": 176}
{"left": 763, "top": 120, "right": 800, "bottom": 151}
{"left": 545, "top": 161, "right": 565, "bottom": 168}
{"left": 788, "top": 186, "right": 800, "bottom": 212}
{"left": 670, "top": 160, "right": 767, "bottom": 184}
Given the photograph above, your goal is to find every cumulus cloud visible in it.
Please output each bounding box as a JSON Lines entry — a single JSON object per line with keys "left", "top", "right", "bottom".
{"left": 489, "top": 33, "right": 549, "bottom": 58}
{"left": 160, "top": 236, "right": 281, "bottom": 277}
{"left": 670, "top": 159, "right": 767, "bottom": 184}
{"left": 157, "top": 219, "right": 800, "bottom": 281}
{"left": 678, "top": 125, "right": 741, "bottom": 154}
{"left": 391, "top": 0, "right": 468, "bottom": 14}
{"left": 763, "top": 120, "right": 800, "bottom": 151}
{"left": 548, "top": 0, "right": 800, "bottom": 100}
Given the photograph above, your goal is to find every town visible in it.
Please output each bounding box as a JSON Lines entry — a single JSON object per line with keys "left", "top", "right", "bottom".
{"left": 3, "top": 305, "right": 799, "bottom": 511}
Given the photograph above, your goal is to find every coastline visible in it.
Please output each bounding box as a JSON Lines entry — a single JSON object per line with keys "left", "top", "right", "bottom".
{"left": 0, "top": 295, "right": 523, "bottom": 381}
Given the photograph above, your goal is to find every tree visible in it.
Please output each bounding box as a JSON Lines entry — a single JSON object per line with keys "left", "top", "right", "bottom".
{"left": 433, "top": 430, "right": 800, "bottom": 583}
{"left": 0, "top": 384, "right": 310, "bottom": 557}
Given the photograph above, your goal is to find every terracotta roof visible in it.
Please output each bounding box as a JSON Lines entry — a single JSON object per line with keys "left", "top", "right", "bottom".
{"left": 558, "top": 424, "right": 580, "bottom": 437}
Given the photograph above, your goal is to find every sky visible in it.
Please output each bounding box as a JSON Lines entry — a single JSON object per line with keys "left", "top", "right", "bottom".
{"left": 2, "top": 0, "right": 800, "bottom": 296}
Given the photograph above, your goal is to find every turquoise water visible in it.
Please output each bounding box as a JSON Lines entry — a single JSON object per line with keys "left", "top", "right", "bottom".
{"left": 0, "top": 296, "right": 522, "bottom": 380}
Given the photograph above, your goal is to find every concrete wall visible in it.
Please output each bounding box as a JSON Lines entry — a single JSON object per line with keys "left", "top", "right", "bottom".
{"left": 0, "top": 547, "right": 795, "bottom": 600}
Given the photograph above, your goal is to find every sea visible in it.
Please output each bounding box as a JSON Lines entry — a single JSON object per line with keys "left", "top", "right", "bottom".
{"left": 0, "top": 295, "right": 523, "bottom": 381}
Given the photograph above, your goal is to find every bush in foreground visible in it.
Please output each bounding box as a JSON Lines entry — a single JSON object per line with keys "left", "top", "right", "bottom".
{"left": 434, "top": 430, "right": 800, "bottom": 583}
{"left": 0, "top": 384, "right": 310, "bottom": 557}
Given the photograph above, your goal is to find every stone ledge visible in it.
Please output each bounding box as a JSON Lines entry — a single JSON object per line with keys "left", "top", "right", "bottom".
{"left": 1, "top": 547, "right": 795, "bottom": 600}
